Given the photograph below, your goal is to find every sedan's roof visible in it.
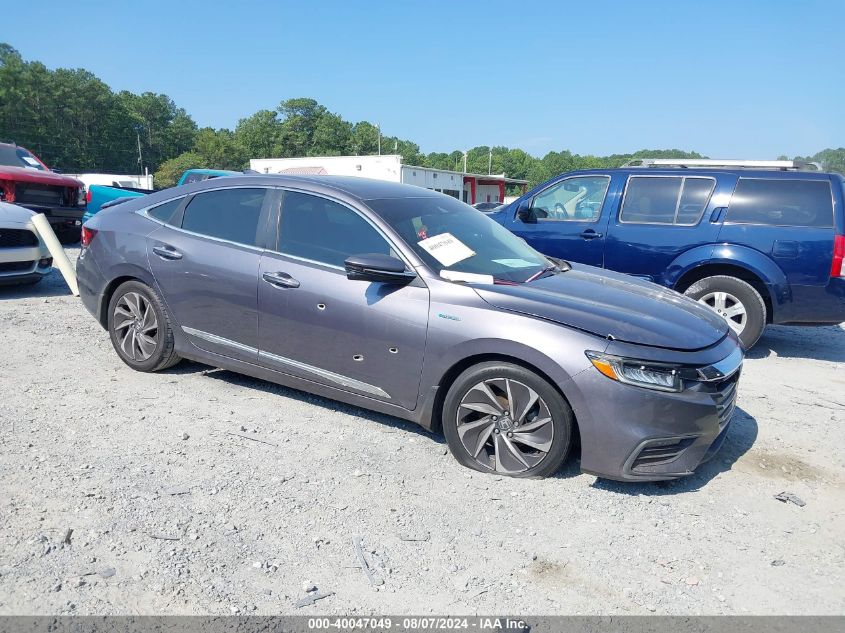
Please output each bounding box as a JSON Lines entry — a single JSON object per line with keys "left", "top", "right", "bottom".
{"left": 200, "top": 174, "right": 444, "bottom": 201}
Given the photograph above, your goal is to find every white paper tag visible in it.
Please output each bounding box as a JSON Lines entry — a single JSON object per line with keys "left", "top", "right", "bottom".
{"left": 492, "top": 258, "right": 536, "bottom": 268}
{"left": 440, "top": 270, "right": 494, "bottom": 284}
{"left": 417, "top": 233, "right": 475, "bottom": 267}
{"left": 22, "top": 156, "right": 41, "bottom": 167}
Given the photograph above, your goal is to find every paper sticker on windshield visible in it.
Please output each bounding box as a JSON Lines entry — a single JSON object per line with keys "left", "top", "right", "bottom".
{"left": 22, "top": 156, "right": 41, "bottom": 167}
{"left": 417, "top": 233, "right": 475, "bottom": 267}
{"left": 493, "top": 258, "right": 536, "bottom": 268}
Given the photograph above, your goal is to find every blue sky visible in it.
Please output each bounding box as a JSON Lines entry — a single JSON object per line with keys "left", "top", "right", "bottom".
{"left": 6, "top": 0, "right": 844, "bottom": 158}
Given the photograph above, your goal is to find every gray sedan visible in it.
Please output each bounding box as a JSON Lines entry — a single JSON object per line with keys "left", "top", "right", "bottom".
{"left": 77, "top": 175, "right": 742, "bottom": 481}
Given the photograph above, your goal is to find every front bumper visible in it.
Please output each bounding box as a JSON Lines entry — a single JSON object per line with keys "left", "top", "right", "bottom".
{"left": 17, "top": 204, "right": 86, "bottom": 227}
{"left": 570, "top": 347, "right": 741, "bottom": 482}
{"left": 0, "top": 225, "right": 52, "bottom": 283}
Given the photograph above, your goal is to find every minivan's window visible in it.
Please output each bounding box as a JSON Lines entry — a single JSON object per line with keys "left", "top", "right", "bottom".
{"left": 181, "top": 188, "right": 265, "bottom": 246}
{"left": 147, "top": 197, "right": 183, "bottom": 224}
{"left": 530, "top": 176, "right": 609, "bottom": 221}
{"left": 621, "top": 176, "right": 714, "bottom": 225}
{"left": 367, "top": 195, "right": 551, "bottom": 284}
{"left": 727, "top": 179, "right": 833, "bottom": 228}
{"left": 278, "top": 192, "right": 391, "bottom": 267}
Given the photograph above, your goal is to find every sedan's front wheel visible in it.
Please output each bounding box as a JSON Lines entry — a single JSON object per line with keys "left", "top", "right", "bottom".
{"left": 107, "top": 280, "right": 181, "bottom": 372}
{"left": 442, "top": 362, "right": 573, "bottom": 478}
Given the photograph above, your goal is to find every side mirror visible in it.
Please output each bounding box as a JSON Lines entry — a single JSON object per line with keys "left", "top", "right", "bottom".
{"left": 344, "top": 253, "right": 416, "bottom": 284}
{"left": 516, "top": 201, "right": 536, "bottom": 224}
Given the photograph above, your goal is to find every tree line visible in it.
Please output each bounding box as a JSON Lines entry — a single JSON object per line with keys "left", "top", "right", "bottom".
{"left": 1, "top": 43, "right": 843, "bottom": 190}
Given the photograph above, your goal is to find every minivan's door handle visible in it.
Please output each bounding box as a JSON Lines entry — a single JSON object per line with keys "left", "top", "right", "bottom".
{"left": 262, "top": 271, "right": 300, "bottom": 288}
{"left": 580, "top": 229, "right": 603, "bottom": 240}
{"left": 152, "top": 245, "right": 183, "bottom": 260}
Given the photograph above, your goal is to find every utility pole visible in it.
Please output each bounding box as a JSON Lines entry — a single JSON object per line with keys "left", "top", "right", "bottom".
{"left": 136, "top": 131, "right": 143, "bottom": 176}
{"left": 463, "top": 151, "right": 468, "bottom": 173}
{"left": 377, "top": 123, "right": 381, "bottom": 155}
{"left": 488, "top": 147, "right": 492, "bottom": 175}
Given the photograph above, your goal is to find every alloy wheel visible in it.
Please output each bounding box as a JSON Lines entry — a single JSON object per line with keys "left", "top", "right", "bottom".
{"left": 456, "top": 377, "right": 554, "bottom": 474}
{"left": 697, "top": 291, "right": 747, "bottom": 335}
{"left": 113, "top": 291, "right": 159, "bottom": 361}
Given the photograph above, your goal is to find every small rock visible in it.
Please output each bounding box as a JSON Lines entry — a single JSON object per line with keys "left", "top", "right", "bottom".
{"left": 472, "top": 526, "right": 482, "bottom": 537}
{"left": 51, "top": 582, "right": 62, "bottom": 592}
{"left": 181, "top": 432, "right": 190, "bottom": 441}
{"left": 448, "top": 564, "right": 459, "bottom": 573}
{"left": 771, "top": 559, "right": 786, "bottom": 567}
{"left": 685, "top": 577, "right": 699, "bottom": 586}
{"left": 302, "top": 581, "right": 317, "bottom": 593}
{"left": 263, "top": 588, "right": 272, "bottom": 596}
{"left": 353, "top": 469, "right": 364, "bottom": 477}
{"left": 252, "top": 561, "right": 263, "bottom": 569}
{"left": 99, "top": 567, "right": 116, "bottom": 579}
{"left": 646, "top": 605, "right": 657, "bottom": 612}
{"left": 239, "top": 425, "right": 247, "bottom": 432}
{"left": 230, "top": 606, "right": 240, "bottom": 614}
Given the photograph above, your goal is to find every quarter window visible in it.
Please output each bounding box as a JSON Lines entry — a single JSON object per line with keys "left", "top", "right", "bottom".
{"left": 147, "top": 197, "right": 183, "bottom": 224}
{"left": 727, "top": 179, "right": 833, "bottom": 228}
{"left": 621, "top": 176, "right": 714, "bottom": 225}
{"left": 530, "top": 176, "right": 610, "bottom": 222}
{"left": 181, "top": 188, "right": 266, "bottom": 246}
{"left": 278, "top": 192, "right": 391, "bottom": 268}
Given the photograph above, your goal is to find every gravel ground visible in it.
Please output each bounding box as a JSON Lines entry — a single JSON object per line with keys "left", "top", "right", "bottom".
{"left": 1, "top": 247, "right": 843, "bottom": 616}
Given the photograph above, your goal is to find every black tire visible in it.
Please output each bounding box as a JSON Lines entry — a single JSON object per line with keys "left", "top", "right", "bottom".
{"left": 442, "top": 361, "right": 573, "bottom": 479}
{"left": 107, "top": 280, "right": 181, "bottom": 372}
{"left": 683, "top": 275, "right": 766, "bottom": 348}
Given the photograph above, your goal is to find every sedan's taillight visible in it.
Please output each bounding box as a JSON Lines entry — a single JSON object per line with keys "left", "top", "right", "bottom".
{"left": 81, "top": 226, "right": 98, "bottom": 248}
{"left": 832, "top": 235, "right": 845, "bottom": 279}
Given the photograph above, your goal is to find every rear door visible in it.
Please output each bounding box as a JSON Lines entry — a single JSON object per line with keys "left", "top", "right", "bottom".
{"left": 146, "top": 186, "right": 273, "bottom": 362}
{"left": 505, "top": 174, "right": 614, "bottom": 266}
{"left": 716, "top": 177, "right": 836, "bottom": 288}
{"left": 604, "top": 173, "right": 730, "bottom": 282}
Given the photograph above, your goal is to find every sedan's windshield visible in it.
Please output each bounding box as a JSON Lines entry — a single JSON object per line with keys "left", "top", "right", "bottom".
{"left": 0, "top": 145, "right": 47, "bottom": 171}
{"left": 366, "top": 195, "right": 552, "bottom": 283}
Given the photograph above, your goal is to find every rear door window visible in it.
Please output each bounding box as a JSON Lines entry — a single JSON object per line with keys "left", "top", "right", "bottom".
{"left": 726, "top": 178, "right": 833, "bottom": 227}
{"left": 181, "top": 188, "right": 266, "bottom": 246}
{"left": 621, "top": 176, "right": 714, "bottom": 225}
{"left": 147, "top": 197, "right": 184, "bottom": 224}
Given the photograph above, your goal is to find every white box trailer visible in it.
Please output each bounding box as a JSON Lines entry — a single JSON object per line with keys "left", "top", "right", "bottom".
{"left": 249, "top": 155, "right": 526, "bottom": 205}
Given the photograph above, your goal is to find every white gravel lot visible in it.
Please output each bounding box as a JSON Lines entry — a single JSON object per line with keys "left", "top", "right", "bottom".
{"left": 0, "top": 247, "right": 843, "bottom": 616}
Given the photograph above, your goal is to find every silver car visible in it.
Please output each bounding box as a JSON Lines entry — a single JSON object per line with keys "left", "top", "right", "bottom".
{"left": 77, "top": 175, "right": 743, "bottom": 481}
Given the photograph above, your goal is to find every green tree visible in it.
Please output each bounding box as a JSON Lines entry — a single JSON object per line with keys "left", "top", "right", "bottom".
{"left": 154, "top": 151, "right": 207, "bottom": 189}
{"left": 234, "top": 109, "right": 282, "bottom": 158}
{"left": 193, "top": 127, "right": 247, "bottom": 170}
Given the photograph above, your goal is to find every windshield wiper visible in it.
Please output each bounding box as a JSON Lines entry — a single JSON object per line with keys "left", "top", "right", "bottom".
{"left": 525, "top": 257, "right": 571, "bottom": 283}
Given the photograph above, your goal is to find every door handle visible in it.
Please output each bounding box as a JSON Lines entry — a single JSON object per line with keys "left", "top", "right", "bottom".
{"left": 580, "top": 229, "right": 603, "bottom": 240}
{"left": 152, "top": 245, "right": 183, "bottom": 260}
{"left": 709, "top": 207, "right": 727, "bottom": 223}
{"left": 262, "top": 271, "right": 300, "bottom": 288}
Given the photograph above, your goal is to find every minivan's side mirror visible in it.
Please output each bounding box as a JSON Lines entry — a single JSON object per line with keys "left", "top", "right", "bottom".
{"left": 516, "top": 200, "right": 536, "bottom": 224}
{"left": 344, "top": 253, "right": 416, "bottom": 284}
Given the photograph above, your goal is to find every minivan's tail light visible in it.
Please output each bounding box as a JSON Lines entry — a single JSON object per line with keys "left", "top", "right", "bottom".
{"left": 80, "top": 226, "right": 98, "bottom": 248}
{"left": 832, "top": 235, "right": 845, "bottom": 278}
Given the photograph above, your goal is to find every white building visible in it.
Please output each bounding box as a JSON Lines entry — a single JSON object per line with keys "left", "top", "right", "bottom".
{"left": 249, "top": 154, "right": 527, "bottom": 205}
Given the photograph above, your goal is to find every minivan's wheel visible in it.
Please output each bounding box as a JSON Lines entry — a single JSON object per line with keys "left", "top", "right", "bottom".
{"left": 442, "top": 362, "right": 573, "bottom": 478}
{"left": 683, "top": 275, "right": 766, "bottom": 348}
{"left": 107, "top": 280, "right": 180, "bottom": 372}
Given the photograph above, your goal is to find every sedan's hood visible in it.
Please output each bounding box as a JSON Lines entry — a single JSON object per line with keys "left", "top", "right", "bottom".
{"left": 0, "top": 165, "right": 83, "bottom": 187}
{"left": 475, "top": 264, "right": 729, "bottom": 351}
{"left": 0, "top": 201, "right": 37, "bottom": 225}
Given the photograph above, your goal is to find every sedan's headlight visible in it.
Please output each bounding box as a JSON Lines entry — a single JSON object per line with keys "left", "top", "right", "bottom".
{"left": 585, "top": 351, "right": 682, "bottom": 392}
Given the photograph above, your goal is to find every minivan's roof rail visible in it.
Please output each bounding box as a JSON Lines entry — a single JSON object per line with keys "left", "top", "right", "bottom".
{"left": 623, "top": 158, "right": 823, "bottom": 171}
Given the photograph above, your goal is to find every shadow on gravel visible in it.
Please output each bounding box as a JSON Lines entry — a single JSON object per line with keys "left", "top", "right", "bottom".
{"left": 589, "top": 406, "right": 758, "bottom": 496}
{"left": 748, "top": 324, "right": 845, "bottom": 362}
{"left": 168, "top": 361, "right": 446, "bottom": 443}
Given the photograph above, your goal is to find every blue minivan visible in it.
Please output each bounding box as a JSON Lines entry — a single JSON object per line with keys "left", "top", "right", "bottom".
{"left": 490, "top": 160, "right": 845, "bottom": 348}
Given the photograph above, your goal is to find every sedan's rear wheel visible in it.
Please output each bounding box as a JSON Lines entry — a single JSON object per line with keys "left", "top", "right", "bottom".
{"left": 442, "top": 362, "right": 573, "bottom": 478}
{"left": 107, "top": 280, "right": 180, "bottom": 372}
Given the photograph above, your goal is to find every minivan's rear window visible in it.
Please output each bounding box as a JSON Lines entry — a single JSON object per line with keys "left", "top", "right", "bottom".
{"left": 727, "top": 179, "right": 833, "bottom": 228}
